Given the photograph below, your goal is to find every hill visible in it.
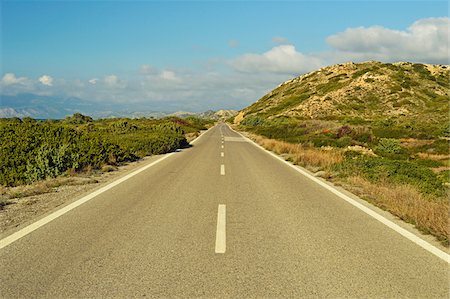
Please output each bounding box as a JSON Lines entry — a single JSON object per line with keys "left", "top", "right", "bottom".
{"left": 236, "top": 61, "right": 449, "bottom": 138}
{"left": 172, "top": 109, "right": 237, "bottom": 120}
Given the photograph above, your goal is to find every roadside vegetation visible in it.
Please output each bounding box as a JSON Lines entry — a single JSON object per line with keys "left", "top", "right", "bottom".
{"left": 239, "top": 117, "right": 450, "bottom": 245}
{"left": 0, "top": 113, "right": 213, "bottom": 204}
{"left": 237, "top": 117, "right": 449, "bottom": 245}
{"left": 234, "top": 61, "right": 449, "bottom": 245}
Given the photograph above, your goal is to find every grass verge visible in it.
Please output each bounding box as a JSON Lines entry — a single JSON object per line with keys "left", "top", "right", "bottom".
{"left": 0, "top": 176, "right": 98, "bottom": 203}
{"left": 244, "top": 131, "right": 449, "bottom": 246}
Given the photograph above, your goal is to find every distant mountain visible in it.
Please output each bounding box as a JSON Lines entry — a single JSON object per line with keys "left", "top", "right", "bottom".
{"left": 197, "top": 109, "right": 238, "bottom": 120}
{"left": 0, "top": 93, "right": 97, "bottom": 119}
{"left": 235, "top": 61, "right": 449, "bottom": 130}
{"left": 0, "top": 93, "right": 237, "bottom": 120}
{"left": 214, "top": 109, "right": 239, "bottom": 119}
{"left": 0, "top": 108, "right": 31, "bottom": 118}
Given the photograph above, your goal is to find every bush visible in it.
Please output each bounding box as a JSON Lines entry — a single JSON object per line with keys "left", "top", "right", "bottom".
{"left": 336, "top": 136, "right": 353, "bottom": 147}
{"left": 0, "top": 116, "right": 200, "bottom": 186}
{"left": 336, "top": 125, "right": 352, "bottom": 138}
{"left": 336, "top": 157, "right": 446, "bottom": 196}
{"left": 375, "top": 138, "right": 403, "bottom": 154}
{"left": 240, "top": 116, "right": 266, "bottom": 127}
{"left": 64, "top": 113, "right": 93, "bottom": 124}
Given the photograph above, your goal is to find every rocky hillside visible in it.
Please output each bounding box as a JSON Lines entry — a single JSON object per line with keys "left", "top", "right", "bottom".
{"left": 235, "top": 61, "right": 449, "bottom": 130}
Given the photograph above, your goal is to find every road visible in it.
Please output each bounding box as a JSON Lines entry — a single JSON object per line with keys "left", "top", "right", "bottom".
{"left": 0, "top": 123, "right": 448, "bottom": 298}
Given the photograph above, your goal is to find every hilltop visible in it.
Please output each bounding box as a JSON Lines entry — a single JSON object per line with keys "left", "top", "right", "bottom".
{"left": 236, "top": 61, "right": 449, "bottom": 136}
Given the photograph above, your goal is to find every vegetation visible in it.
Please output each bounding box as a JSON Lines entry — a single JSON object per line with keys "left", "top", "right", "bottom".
{"left": 0, "top": 114, "right": 213, "bottom": 187}
{"left": 235, "top": 61, "right": 450, "bottom": 244}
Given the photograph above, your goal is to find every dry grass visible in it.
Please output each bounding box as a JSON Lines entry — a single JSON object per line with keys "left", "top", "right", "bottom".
{"left": 1, "top": 177, "right": 98, "bottom": 200}
{"left": 417, "top": 152, "right": 450, "bottom": 161}
{"left": 251, "top": 134, "right": 343, "bottom": 170}
{"left": 345, "top": 176, "right": 449, "bottom": 244}
{"left": 345, "top": 145, "right": 377, "bottom": 157}
{"left": 101, "top": 165, "right": 118, "bottom": 172}
{"left": 400, "top": 138, "right": 434, "bottom": 148}
{"left": 431, "top": 166, "right": 450, "bottom": 174}
{"left": 185, "top": 132, "right": 200, "bottom": 143}
{"left": 246, "top": 131, "right": 449, "bottom": 245}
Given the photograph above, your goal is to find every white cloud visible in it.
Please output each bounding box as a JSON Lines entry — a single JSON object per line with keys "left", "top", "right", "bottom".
{"left": 326, "top": 17, "right": 449, "bottom": 64}
{"left": 159, "top": 70, "right": 178, "bottom": 81}
{"left": 88, "top": 78, "right": 98, "bottom": 85}
{"left": 38, "top": 75, "right": 53, "bottom": 86}
{"left": 104, "top": 75, "right": 120, "bottom": 86}
{"left": 231, "top": 44, "right": 324, "bottom": 74}
{"left": 1, "top": 73, "right": 28, "bottom": 85}
{"left": 139, "top": 65, "right": 181, "bottom": 83}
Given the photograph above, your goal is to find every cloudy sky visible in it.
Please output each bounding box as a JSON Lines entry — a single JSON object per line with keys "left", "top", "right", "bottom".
{"left": 1, "top": 0, "right": 448, "bottom": 114}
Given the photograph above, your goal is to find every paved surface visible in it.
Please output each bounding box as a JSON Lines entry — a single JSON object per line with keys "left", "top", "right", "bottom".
{"left": 0, "top": 123, "right": 448, "bottom": 298}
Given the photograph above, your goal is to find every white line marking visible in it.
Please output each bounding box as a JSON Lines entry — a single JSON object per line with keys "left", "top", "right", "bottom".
{"left": 215, "top": 204, "right": 226, "bottom": 253}
{"left": 0, "top": 153, "right": 176, "bottom": 250}
{"left": 221, "top": 145, "right": 224, "bottom": 149}
{"left": 228, "top": 124, "right": 450, "bottom": 264}
{"left": 220, "top": 164, "right": 225, "bottom": 175}
{"left": 221, "top": 152, "right": 224, "bottom": 157}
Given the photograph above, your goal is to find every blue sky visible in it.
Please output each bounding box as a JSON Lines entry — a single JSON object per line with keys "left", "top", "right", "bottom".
{"left": 1, "top": 0, "right": 448, "bottom": 115}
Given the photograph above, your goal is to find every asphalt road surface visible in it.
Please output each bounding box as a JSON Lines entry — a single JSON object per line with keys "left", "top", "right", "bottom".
{"left": 1, "top": 123, "right": 448, "bottom": 298}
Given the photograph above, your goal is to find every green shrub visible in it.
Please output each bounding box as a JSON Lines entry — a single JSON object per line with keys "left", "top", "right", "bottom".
{"left": 335, "top": 136, "right": 352, "bottom": 147}
{"left": 375, "top": 138, "right": 403, "bottom": 154}
{"left": 336, "top": 157, "right": 446, "bottom": 196}
{"left": 240, "top": 116, "right": 266, "bottom": 127}
{"left": 64, "top": 113, "right": 93, "bottom": 124}
{"left": 0, "top": 115, "right": 199, "bottom": 186}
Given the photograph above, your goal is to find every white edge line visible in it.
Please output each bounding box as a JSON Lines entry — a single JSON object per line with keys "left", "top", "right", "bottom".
{"left": 0, "top": 125, "right": 218, "bottom": 250}
{"left": 228, "top": 124, "right": 450, "bottom": 264}
{"left": 215, "top": 204, "right": 226, "bottom": 253}
{"left": 0, "top": 153, "right": 176, "bottom": 250}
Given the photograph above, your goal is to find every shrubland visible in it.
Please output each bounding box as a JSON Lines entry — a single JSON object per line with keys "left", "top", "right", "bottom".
{"left": 0, "top": 114, "right": 213, "bottom": 187}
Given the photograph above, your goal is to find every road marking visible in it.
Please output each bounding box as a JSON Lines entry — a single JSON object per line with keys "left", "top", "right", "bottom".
{"left": 224, "top": 136, "right": 246, "bottom": 142}
{"left": 221, "top": 145, "right": 224, "bottom": 149}
{"left": 221, "top": 152, "right": 224, "bottom": 157}
{"left": 0, "top": 153, "right": 176, "bottom": 250}
{"left": 228, "top": 124, "right": 450, "bottom": 264}
{"left": 215, "top": 204, "right": 226, "bottom": 253}
{"left": 221, "top": 140, "right": 224, "bottom": 144}
{"left": 220, "top": 164, "right": 225, "bottom": 175}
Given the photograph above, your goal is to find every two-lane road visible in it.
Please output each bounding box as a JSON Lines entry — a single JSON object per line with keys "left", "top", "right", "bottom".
{"left": 0, "top": 123, "right": 448, "bottom": 298}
